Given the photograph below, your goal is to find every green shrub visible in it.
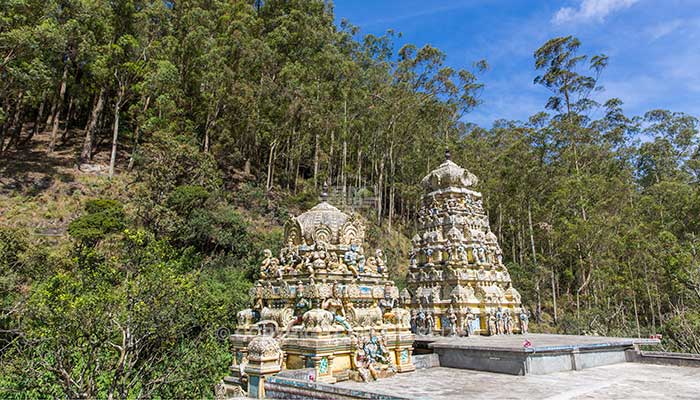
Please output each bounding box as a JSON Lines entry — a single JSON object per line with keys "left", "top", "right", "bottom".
{"left": 167, "top": 185, "right": 210, "bottom": 216}
{"left": 68, "top": 199, "right": 125, "bottom": 245}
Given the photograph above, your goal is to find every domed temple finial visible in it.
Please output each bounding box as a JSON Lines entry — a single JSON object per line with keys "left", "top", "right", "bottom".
{"left": 321, "top": 181, "right": 329, "bottom": 202}
{"left": 445, "top": 147, "right": 451, "bottom": 161}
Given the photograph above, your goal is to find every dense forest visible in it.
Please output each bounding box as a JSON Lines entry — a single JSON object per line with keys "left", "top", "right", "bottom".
{"left": 1, "top": 0, "right": 699, "bottom": 397}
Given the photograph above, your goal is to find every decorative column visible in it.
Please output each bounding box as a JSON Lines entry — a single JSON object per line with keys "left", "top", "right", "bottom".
{"left": 244, "top": 336, "right": 283, "bottom": 399}
{"left": 395, "top": 347, "right": 416, "bottom": 373}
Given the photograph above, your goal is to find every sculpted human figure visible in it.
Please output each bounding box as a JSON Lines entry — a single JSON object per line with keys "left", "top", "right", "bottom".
{"left": 328, "top": 252, "right": 347, "bottom": 274}
{"left": 268, "top": 258, "right": 283, "bottom": 280}
{"left": 431, "top": 284, "right": 441, "bottom": 303}
{"left": 322, "top": 285, "right": 352, "bottom": 332}
{"left": 364, "top": 256, "right": 377, "bottom": 274}
{"left": 488, "top": 313, "right": 497, "bottom": 336}
{"left": 378, "top": 288, "right": 396, "bottom": 317}
{"left": 425, "top": 312, "right": 435, "bottom": 335}
{"left": 374, "top": 249, "right": 386, "bottom": 274}
{"left": 285, "top": 281, "right": 311, "bottom": 336}
{"left": 519, "top": 309, "right": 530, "bottom": 334}
{"left": 416, "top": 306, "right": 426, "bottom": 333}
{"left": 496, "top": 307, "right": 505, "bottom": 334}
{"left": 478, "top": 247, "right": 487, "bottom": 264}
{"left": 425, "top": 247, "right": 434, "bottom": 265}
{"left": 409, "top": 250, "right": 417, "bottom": 268}
{"left": 410, "top": 310, "right": 418, "bottom": 333}
{"left": 419, "top": 269, "right": 430, "bottom": 282}
{"left": 357, "top": 247, "right": 366, "bottom": 273}
{"left": 260, "top": 249, "right": 274, "bottom": 278}
{"left": 447, "top": 307, "right": 458, "bottom": 336}
{"left": 505, "top": 310, "right": 514, "bottom": 335}
{"left": 311, "top": 243, "right": 328, "bottom": 272}
{"left": 464, "top": 311, "right": 475, "bottom": 336}
{"left": 343, "top": 245, "right": 360, "bottom": 276}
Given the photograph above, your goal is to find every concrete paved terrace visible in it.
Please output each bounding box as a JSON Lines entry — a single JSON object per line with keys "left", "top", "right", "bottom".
{"left": 415, "top": 333, "right": 660, "bottom": 352}
{"left": 414, "top": 333, "right": 660, "bottom": 375}
{"left": 335, "top": 363, "right": 700, "bottom": 400}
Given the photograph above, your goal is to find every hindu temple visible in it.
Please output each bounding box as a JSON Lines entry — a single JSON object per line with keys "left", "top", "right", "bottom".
{"left": 225, "top": 185, "right": 415, "bottom": 396}
{"left": 405, "top": 150, "right": 526, "bottom": 336}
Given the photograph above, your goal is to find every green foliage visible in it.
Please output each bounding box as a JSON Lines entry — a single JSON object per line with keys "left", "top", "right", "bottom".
{"left": 67, "top": 198, "right": 126, "bottom": 245}
{"left": 167, "top": 185, "right": 211, "bottom": 216}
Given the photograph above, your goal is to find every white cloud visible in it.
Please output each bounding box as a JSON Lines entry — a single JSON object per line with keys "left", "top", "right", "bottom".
{"left": 647, "top": 19, "right": 685, "bottom": 40}
{"left": 552, "top": 0, "right": 639, "bottom": 25}
{"left": 646, "top": 17, "right": 700, "bottom": 40}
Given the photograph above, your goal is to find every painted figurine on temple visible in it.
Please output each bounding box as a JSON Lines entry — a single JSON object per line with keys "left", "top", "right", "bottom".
{"left": 520, "top": 309, "right": 530, "bottom": 334}
{"left": 425, "top": 247, "right": 434, "bottom": 265}
{"left": 363, "top": 328, "right": 390, "bottom": 365}
{"left": 415, "top": 307, "right": 426, "bottom": 334}
{"left": 464, "top": 311, "right": 475, "bottom": 336}
{"left": 280, "top": 238, "right": 301, "bottom": 269}
{"left": 311, "top": 243, "right": 328, "bottom": 273}
{"left": 379, "top": 286, "right": 396, "bottom": 316}
{"left": 344, "top": 245, "right": 361, "bottom": 275}
{"left": 285, "top": 281, "right": 311, "bottom": 335}
{"left": 260, "top": 249, "right": 274, "bottom": 278}
{"left": 425, "top": 312, "right": 435, "bottom": 335}
{"left": 345, "top": 249, "right": 361, "bottom": 276}
{"left": 447, "top": 307, "right": 458, "bottom": 336}
{"left": 496, "top": 307, "right": 505, "bottom": 334}
{"left": 410, "top": 310, "right": 418, "bottom": 333}
{"left": 505, "top": 310, "right": 514, "bottom": 335}
{"left": 431, "top": 284, "right": 441, "bottom": 303}
{"left": 488, "top": 313, "right": 497, "bottom": 336}
{"left": 322, "top": 290, "right": 352, "bottom": 332}
{"left": 375, "top": 249, "right": 386, "bottom": 274}
{"left": 328, "top": 252, "right": 347, "bottom": 274}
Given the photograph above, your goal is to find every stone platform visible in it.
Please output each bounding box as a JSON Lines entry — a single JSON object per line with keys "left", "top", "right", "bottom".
{"left": 416, "top": 333, "right": 660, "bottom": 375}
{"left": 335, "top": 363, "right": 700, "bottom": 400}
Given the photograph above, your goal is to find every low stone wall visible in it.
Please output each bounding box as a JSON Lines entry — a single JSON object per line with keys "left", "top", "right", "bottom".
{"left": 626, "top": 350, "right": 700, "bottom": 368}
{"left": 413, "top": 353, "right": 440, "bottom": 369}
{"left": 265, "top": 376, "right": 409, "bottom": 400}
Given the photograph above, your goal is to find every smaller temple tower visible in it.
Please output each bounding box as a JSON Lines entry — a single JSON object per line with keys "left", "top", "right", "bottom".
{"left": 229, "top": 185, "right": 414, "bottom": 387}
{"left": 405, "top": 150, "right": 525, "bottom": 336}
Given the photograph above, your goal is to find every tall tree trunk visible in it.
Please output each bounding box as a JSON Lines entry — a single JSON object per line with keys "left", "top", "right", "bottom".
{"left": 61, "top": 95, "right": 74, "bottom": 141}
{"left": 266, "top": 140, "right": 277, "bottom": 191}
{"left": 3, "top": 90, "right": 23, "bottom": 151}
{"left": 48, "top": 62, "right": 69, "bottom": 153}
{"left": 342, "top": 140, "right": 347, "bottom": 196}
{"left": 81, "top": 88, "right": 105, "bottom": 162}
{"left": 528, "top": 201, "right": 542, "bottom": 322}
{"left": 313, "top": 131, "right": 319, "bottom": 189}
{"left": 22, "top": 99, "right": 45, "bottom": 146}
{"left": 128, "top": 95, "right": 150, "bottom": 170}
{"left": 328, "top": 128, "right": 334, "bottom": 186}
{"left": 46, "top": 95, "right": 56, "bottom": 127}
{"left": 549, "top": 237, "right": 558, "bottom": 323}
{"left": 388, "top": 143, "right": 395, "bottom": 230}
{"left": 109, "top": 87, "right": 124, "bottom": 179}
{"left": 377, "top": 156, "right": 384, "bottom": 225}
{"left": 356, "top": 149, "right": 362, "bottom": 188}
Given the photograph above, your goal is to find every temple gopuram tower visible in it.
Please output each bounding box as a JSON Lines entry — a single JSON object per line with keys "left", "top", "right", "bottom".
{"left": 405, "top": 150, "right": 524, "bottom": 336}
{"left": 229, "top": 186, "right": 414, "bottom": 387}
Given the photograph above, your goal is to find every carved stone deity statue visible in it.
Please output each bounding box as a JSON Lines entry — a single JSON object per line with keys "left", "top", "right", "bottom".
{"left": 447, "top": 307, "right": 458, "bottom": 336}
{"left": 519, "top": 309, "right": 530, "bottom": 334}
{"left": 425, "top": 312, "right": 435, "bottom": 335}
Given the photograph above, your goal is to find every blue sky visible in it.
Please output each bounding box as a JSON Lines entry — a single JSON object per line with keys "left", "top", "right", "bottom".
{"left": 332, "top": 0, "right": 700, "bottom": 128}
